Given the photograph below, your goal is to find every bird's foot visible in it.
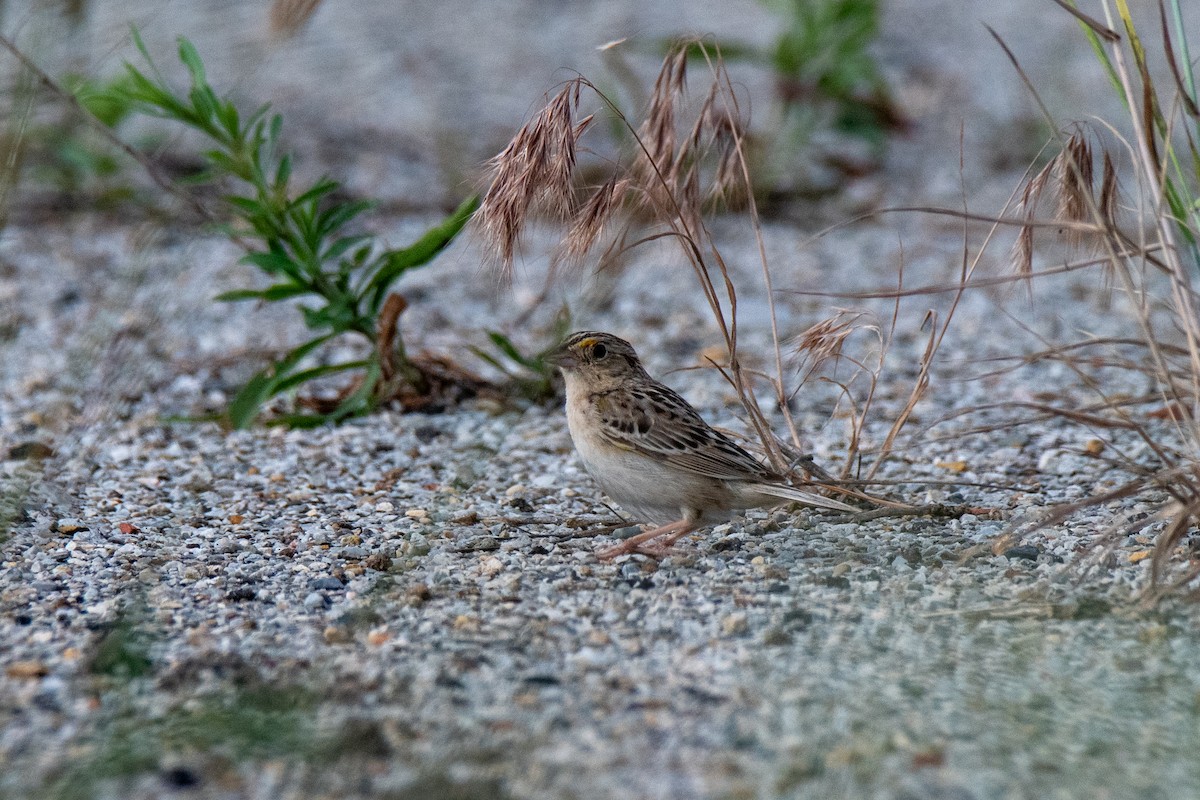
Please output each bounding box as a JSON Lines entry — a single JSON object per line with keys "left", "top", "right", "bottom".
{"left": 597, "top": 521, "right": 694, "bottom": 560}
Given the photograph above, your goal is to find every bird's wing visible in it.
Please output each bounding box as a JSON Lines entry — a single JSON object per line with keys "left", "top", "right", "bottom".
{"left": 593, "top": 383, "right": 775, "bottom": 481}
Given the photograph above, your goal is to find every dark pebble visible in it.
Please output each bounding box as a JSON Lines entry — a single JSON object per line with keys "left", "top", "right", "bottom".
{"left": 413, "top": 425, "right": 442, "bottom": 442}
{"left": 1003, "top": 545, "right": 1041, "bottom": 561}
{"left": 459, "top": 536, "right": 500, "bottom": 552}
{"left": 161, "top": 767, "right": 201, "bottom": 789}
{"left": 522, "top": 674, "right": 560, "bottom": 686}
{"left": 225, "top": 587, "right": 257, "bottom": 602}
{"left": 310, "top": 576, "right": 345, "bottom": 591}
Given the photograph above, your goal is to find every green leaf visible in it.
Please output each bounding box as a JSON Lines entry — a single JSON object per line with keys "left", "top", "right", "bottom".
{"left": 300, "top": 298, "right": 358, "bottom": 333}
{"left": 226, "top": 334, "right": 335, "bottom": 428}
{"left": 321, "top": 235, "right": 369, "bottom": 264}
{"left": 362, "top": 194, "right": 479, "bottom": 313}
{"left": 214, "top": 282, "right": 310, "bottom": 303}
{"left": 274, "top": 154, "right": 292, "bottom": 191}
{"left": 291, "top": 178, "right": 340, "bottom": 208}
{"left": 327, "top": 362, "right": 382, "bottom": 422}
{"left": 487, "top": 331, "right": 535, "bottom": 368}
{"left": 240, "top": 250, "right": 302, "bottom": 277}
{"left": 467, "top": 346, "right": 509, "bottom": 373}
{"left": 176, "top": 37, "right": 208, "bottom": 87}
{"left": 259, "top": 282, "right": 313, "bottom": 301}
{"left": 214, "top": 289, "right": 269, "bottom": 302}
{"left": 227, "top": 369, "right": 277, "bottom": 430}
{"left": 271, "top": 359, "right": 370, "bottom": 394}
{"left": 317, "top": 198, "right": 373, "bottom": 230}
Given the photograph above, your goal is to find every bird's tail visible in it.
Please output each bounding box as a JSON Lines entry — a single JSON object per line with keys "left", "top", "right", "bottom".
{"left": 748, "top": 482, "right": 857, "bottom": 513}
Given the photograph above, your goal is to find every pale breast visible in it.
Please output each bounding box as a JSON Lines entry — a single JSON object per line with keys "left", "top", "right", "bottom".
{"left": 565, "top": 386, "right": 737, "bottom": 526}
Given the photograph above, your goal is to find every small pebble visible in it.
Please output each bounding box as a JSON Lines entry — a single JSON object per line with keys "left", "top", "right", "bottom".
{"left": 1004, "top": 545, "right": 1041, "bottom": 562}
{"left": 311, "top": 577, "right": 344, "bottom": 591}
{"left": 721, "top": 613, "right": 748, "bottom": 636}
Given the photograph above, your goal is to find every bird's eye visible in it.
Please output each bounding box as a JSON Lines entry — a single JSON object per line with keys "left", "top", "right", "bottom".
{"left": 591, "top": 343, "right": 608, "bottom": 360}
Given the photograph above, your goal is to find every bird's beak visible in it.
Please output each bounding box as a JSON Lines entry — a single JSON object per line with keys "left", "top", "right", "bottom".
{"left": 544, "top": 343, "right": 577, "bottom": 369}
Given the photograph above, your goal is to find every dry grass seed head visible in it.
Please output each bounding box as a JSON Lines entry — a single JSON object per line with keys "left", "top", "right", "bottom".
{"left": 560, "top": 176, "right": 630, "bottom": 265}
{"left": 1055, "top": 132, "right": 1094, "bottom": 244}
{"left": 792, "top": 311, "right": 880, "bottom": 381}
{"left": 477, "top": 83, "right": 587, "bottom": 275}
{"left": 1011, "top": 157, "right": 1055, "bottom": 276}
{"left": 634, "top": 47, "right": 689, "bottom": 194}
{"left": 702, "top": 91, "right": 749, "bottom": 210}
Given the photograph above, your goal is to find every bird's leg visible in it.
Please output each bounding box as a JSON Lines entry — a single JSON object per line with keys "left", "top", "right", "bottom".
{"left": 596, "top": 518, "right": 696, "bottom": 560}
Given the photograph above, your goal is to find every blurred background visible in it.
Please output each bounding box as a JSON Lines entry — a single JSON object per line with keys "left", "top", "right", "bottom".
{"left": 0, "top": 0, "right": 1117, "bottom": 216}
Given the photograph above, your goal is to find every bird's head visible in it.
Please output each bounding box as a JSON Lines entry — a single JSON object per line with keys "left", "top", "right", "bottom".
{"left": 545, "top": 331, "right": 647, "bottom": 384}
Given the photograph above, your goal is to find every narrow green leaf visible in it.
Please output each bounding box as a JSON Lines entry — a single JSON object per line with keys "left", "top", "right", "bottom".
{"left": 487, "top": 331, "right": 529, "bottom": 366}
{"left": 316, "top": 200, "right": 373, "bottom": 238}
{"left": 327, "top": 363, "right": 382, "bottom": 422}
{"left": 272, "top": 360, "right": 371, "bottom": 394}
{"left": 259, "top": 283, "right": 313, "bottom": 301}
{"left": 321, "top": 235, "right": 369, "bottom": 264}
{"left": 363, "top": 195, "right": 479, "bottom": 312}
{"left": 227, "top": 369, "right": 277, "bottom": 430}
{"left": 214, "top": 282, "right": 311, "bottom": 303}
{"left": 274, "top": 154, "right": 292, "bottom": 191}
{"left": 214, "top": 289, "right": 269, "bottom": 302}
{"left": 240, "top": 250, "right": 301, "bottom": 277}
{"left": 226, "top": 334, "right": 336, "bottom": 428}
{"left": 292, "top": 178, "right": 340, "bottom": 208}
{"left": 466, "top": 346, "right": 511, "bottom": 375}
{"left": 176, "top": 37, "right": 207, "bottom": 86}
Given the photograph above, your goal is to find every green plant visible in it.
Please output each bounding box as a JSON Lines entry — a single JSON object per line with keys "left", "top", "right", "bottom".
{"left": 659, "top": 0, "right": 901, "bottom": 194}
{"left": 88, "top": 608, "right": 154, "bottom": 680}
{"left": 766, "top": 0, "right": 899, "bottom": 148}
{"left": 113, "top": 33, "right": 477, "bottom": 428}
{"left": 33, "top": 73, "right": 140, "bottom": 195}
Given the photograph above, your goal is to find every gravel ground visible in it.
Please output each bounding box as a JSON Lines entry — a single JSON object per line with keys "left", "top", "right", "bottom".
{"left": 4, "top": 2, "right": 1200, "bottom": 799}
